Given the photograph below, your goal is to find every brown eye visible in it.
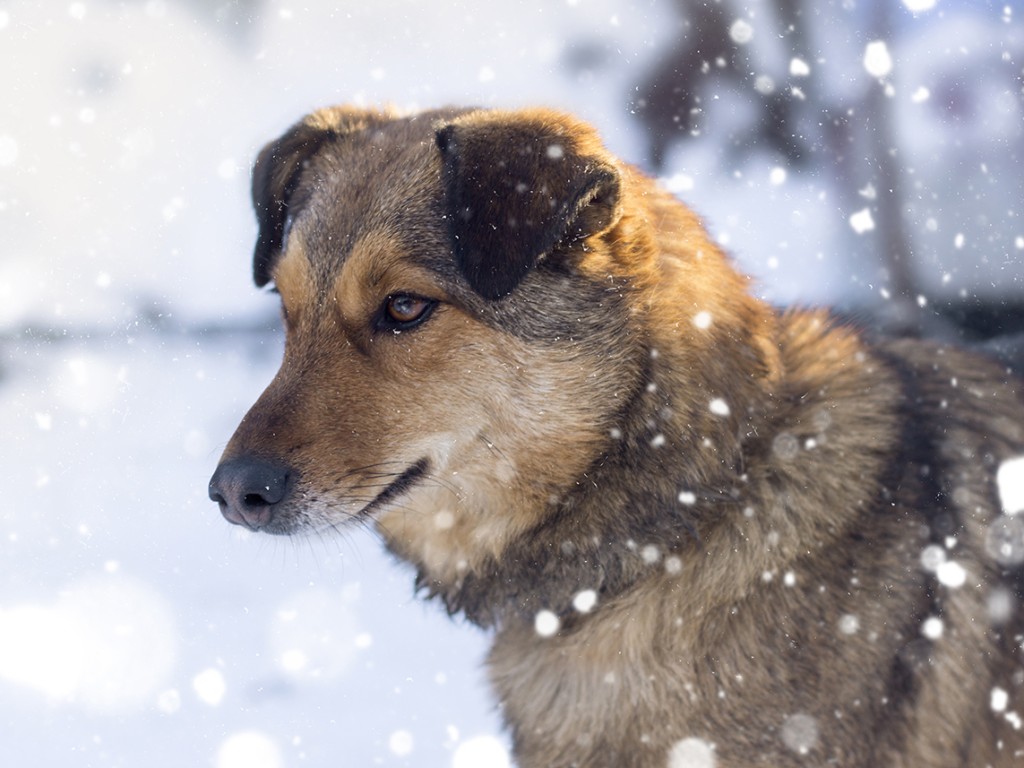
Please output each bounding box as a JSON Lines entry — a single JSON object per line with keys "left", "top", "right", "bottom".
{"left": 381, "top": 294, "right": 436, "bottom": 330}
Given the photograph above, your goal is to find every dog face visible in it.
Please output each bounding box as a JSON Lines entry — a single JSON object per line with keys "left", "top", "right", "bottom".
{"left": 209, "top": 106, "right": 651, "bottom": 580}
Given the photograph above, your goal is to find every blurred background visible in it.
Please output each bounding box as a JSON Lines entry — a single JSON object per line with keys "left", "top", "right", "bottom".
{"left": 0, "top": 1, "right": 1021, "bottom": 766}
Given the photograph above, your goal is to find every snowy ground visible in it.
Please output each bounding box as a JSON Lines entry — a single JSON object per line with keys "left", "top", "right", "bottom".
{"left": 1, "top": 329, "right": 504, "bottom": 767}
{"left": 1, "top": 1, "right": 1022, "bottom": 766}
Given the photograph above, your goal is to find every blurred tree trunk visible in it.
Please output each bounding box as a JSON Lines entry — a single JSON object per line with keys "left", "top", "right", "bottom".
{"left": 862, "top": 0, "right": 918, "bottom": 316}
{"left": 631, "top": 0, "right": 924, "bottom": 325}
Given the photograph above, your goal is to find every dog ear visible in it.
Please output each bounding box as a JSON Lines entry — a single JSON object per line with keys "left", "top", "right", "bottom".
{"left": 251, "top": 123, "right": 329, "bottom": 287}
{"left": 435, "top": 112, "right": 622, "bottom": 300}
{"left": 251, "top": 107, "right": 391, "bottom": 287}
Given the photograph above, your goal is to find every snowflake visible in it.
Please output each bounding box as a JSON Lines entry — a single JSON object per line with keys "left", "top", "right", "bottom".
{"left": 641, "top": 544, "right": 661, "bottom": 564}
{"left": 838, "top": 614, "right": 860, "bottom": 635}
{"left": 920, "top": 544, "right": 946, "bottom": 572}
{"left": 709, "top": 398, "right": 730, "bottom": 417}
{"left": 772, "top": 432, "right": 799, "bottom": 461}
{"left": 216, "top": 731, "right": 283, "bottom": 768}
{"left": 572, "top": 590, "right": 598, "bottom": 613}
{"left": 997, "top": 456, "right": 1024, "bottom": 515}
{"left": 936, "top": 560, "right": 967, "bottom": 589}
{"left": 452, "top": 735, "right": 510, "bottom": 768}
{"left": 789, "top": 58, "right": 810, "bottom": 77}
{"left": 667, "top": 737, "right": 716, "bottom": 768}
{"left": 921, "top": 616, "right": 944, "bottom": 640}
{"left": 729, "top": 19, "right": 753, "bottom": 45}
{"left": 388, "top": 729, "right": 414, "bottom": 756}
{"left": 193, "top": 668, "right": 227, "bottom": 706}
{"left": 781, "top": 713, "right": 819, "bottom": 755}
{"left": 985, "top": 515, "right": 1024, "bottom": 566}
{"left": 849, "top": 208, "right": 875, "bottom": 234}
{"left": 863, "top": 41, "right": 893, "bottom": 78}
{"left": 534, "top": 610, "right": 560, "bottom": 637}
{"left": 992, "top": 687, "right": 1009, "bottom": 713}
{"left": 0, "top": 135, "right": 18, "bottom": 167}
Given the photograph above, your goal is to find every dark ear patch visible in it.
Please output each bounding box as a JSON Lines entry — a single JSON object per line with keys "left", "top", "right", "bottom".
{"left": 436, "top": 115, "right": 621, "bottom": 300}
{"left": 250, "top": 125, "right": 330, "bottom": 287}
{"left": 251, "top": 107, "right": 392, "bottom": 287}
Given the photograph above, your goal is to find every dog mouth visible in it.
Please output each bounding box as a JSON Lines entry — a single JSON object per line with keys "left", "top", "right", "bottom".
{"left": 210, "top": 456, "right": 429, "bottom": 534}
{"left": 356, "top": 458, "right": 430, "bottom": 519}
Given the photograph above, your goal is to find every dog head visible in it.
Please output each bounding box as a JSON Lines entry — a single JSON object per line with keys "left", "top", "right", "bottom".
{"left": 209, "top": 106, "right": 652, "bottom": 581}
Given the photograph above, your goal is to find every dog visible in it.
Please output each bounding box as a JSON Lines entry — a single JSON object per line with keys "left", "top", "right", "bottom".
{"left": 209, "top": 105, "right": 1024, "bottom": 767}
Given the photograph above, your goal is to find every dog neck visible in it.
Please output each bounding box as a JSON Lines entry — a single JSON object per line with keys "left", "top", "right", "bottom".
{"left": 416, "top": 324, "right": 780, "bottom": 632}
{"left": 410, "top": 184, "right": 794, "bottom": 632}
{"left": 412, "top": 307, "right": 886, "bottom": 643}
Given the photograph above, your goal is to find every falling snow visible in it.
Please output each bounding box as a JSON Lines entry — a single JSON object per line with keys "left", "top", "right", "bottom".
{"left": 781, "top": 713, "right": 819, "bottom": 755}
{"left": 849, "top": 208, "right": 875, "bottom": 234}
{"left": 452, "top": 735, "right": 511, "bottom": 768}
{"left": 156, "top": 688, "right": 182, "bottom": 715}
{"left": 0, "top": 574, "right": 176, "bottom": 714}
{"left": 838, "top": 614, "right": 860, "bottom": 635}
{"left": 920, "top": 544, "right": 946, "bottom": 572}
{"left": 993, "top": 687, "right": 1010, "bottom": 713}
{"left": 388, "top": 729, "right": 415, "bottom": 756}
{"left": 985, "top": 515, "right": 1024, "bottom": 566}
{"left": 772, "top": 432, "right": 800, "bottom": 461}
{"left": 988, "top": 587, "right": 1016, "bottom": 625}
{"left": 216, "top": 731, "right": 283, "bottom": 768}
{"left": 789, "top": 58, "right": 810, "bottom": 77}
{"left": 193, "top": 668, "right": 227, "bottom": 706}
{"left": 534, "top": 610, "right": 561, "bottom": 637}
{"left": 642, "top": 544, "right": 661, "bottom": 564}
{"left": 1, "top": 1, "right": 1022, "bottom": 766}
{"left": 709, "top": 398, "right": 731, "bottom": 417}
{"left": 668, "top": 737, "right": 716, "bottom": 768}
{"left": 693, "top": 310, "right": 713, "bottom": 329}
{"left": 863, "top": 41, "right": 893, "bottom": 78}
{"left": 573, "top": 590, "right": 598, "bottom": 613}
{"left": 0, "top": 134, "right": 17, "bottom": 166}
{"left": 936, "top": 560, "right": 968, "bottom": 589}
{"left": 921, "top": 616, "right": 944, "bottom": 640}
{"left": 729, "top": 19, "right": 753, "bottom": 45}
{"left": 271, "top": 588, "right": 361, "bottom": 682}
{"left": 998, "top": 457, "right": 1024, "bottom": 515}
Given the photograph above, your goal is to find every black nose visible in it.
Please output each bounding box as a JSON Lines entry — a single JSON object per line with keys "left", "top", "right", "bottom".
{"left": 208, "top": 457, "right": 291, "bottom": 531}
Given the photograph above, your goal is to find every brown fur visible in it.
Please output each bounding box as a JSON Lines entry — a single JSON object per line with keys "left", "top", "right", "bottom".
{"left": 210, "top": 105, "right": 1024, "bottom": 767}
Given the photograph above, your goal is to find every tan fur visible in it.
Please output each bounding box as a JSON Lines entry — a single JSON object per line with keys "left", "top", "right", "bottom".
{"left": 211, "top": 105, "right": 1024, "bottom": 767}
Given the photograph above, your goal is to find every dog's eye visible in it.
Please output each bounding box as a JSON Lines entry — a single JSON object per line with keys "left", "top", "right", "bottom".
{"left": 380, "top": 294, "right": 436, "bottom": 331}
